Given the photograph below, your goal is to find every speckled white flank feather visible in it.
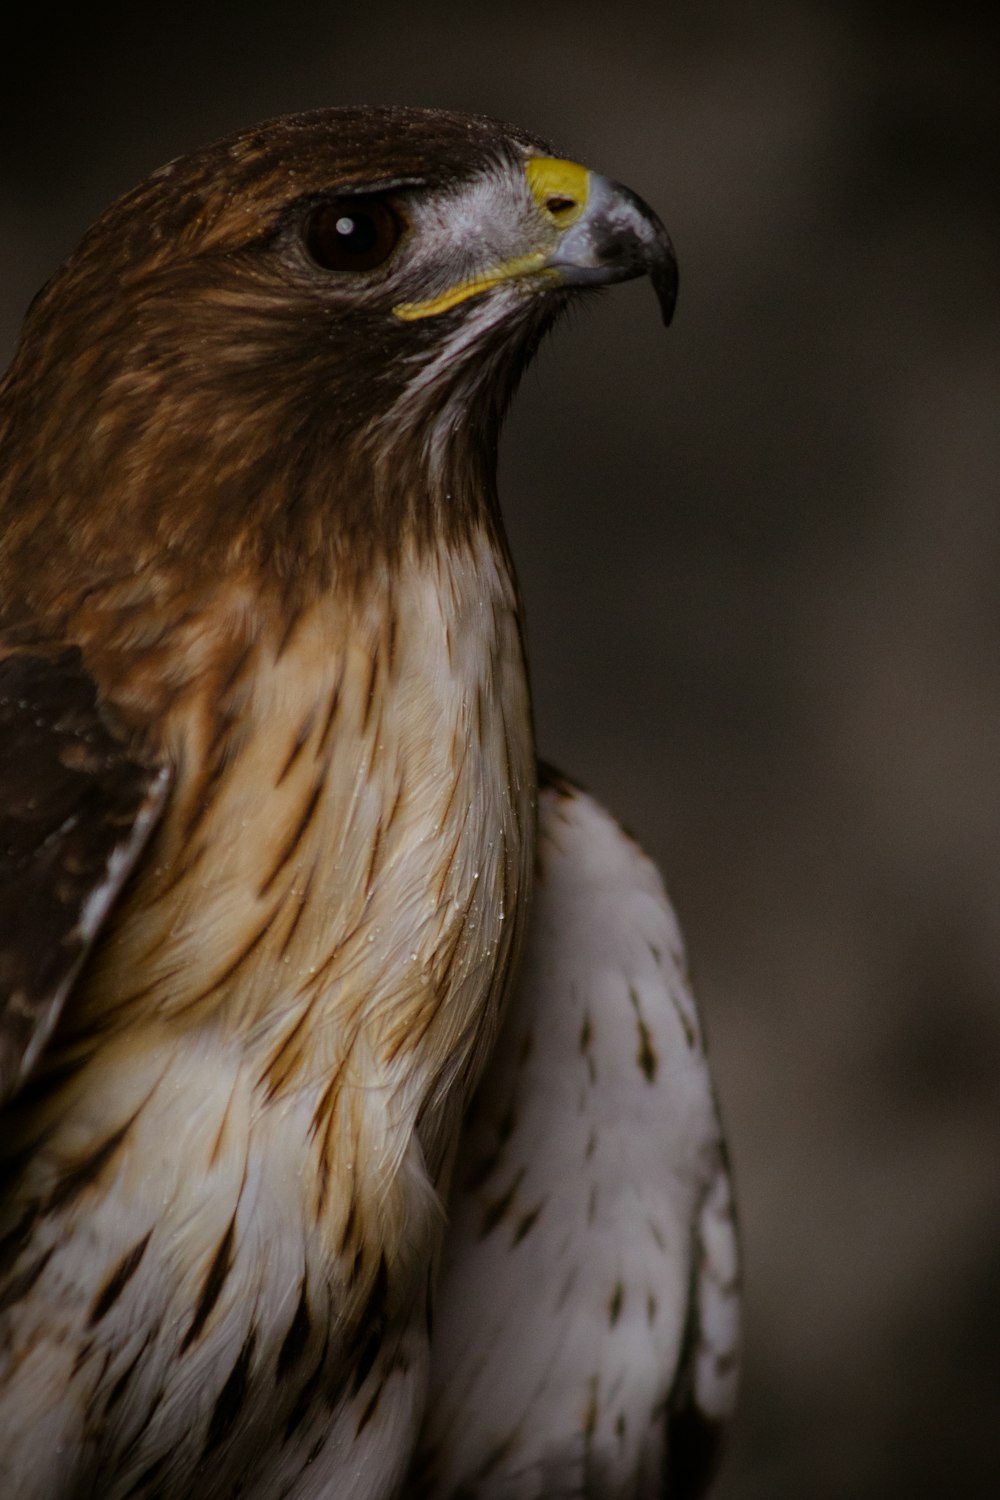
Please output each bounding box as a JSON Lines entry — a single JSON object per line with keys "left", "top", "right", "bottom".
{"left": 413, "top": 777, "right": 740, "bottom": 1498}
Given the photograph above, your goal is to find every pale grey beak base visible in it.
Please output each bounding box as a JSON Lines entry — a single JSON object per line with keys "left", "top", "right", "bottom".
{"left": 546, "top": 174, "right": 678, "bottom": 325}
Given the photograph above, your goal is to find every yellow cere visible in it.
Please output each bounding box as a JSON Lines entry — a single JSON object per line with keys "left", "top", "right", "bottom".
{"left": 392, "top": 157, "right": 592, "bottom": 322}
{"left": 524, "top": 157, "right": 591, "bottom": 227}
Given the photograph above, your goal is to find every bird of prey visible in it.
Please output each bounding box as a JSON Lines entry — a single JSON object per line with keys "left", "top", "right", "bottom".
{"left": 0, "top": 107, "right": 739, "bottom": 1499}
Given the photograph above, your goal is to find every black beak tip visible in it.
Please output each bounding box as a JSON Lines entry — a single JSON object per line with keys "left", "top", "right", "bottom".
{"left": 611, "top": 180, "right": 678, "bottom": 327}
{"left": 652, "top": 239, "right": 679, "bottom": 327}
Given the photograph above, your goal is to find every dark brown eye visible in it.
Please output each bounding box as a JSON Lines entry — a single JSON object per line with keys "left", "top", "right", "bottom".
{"left": 302, "top": 197, "right": 402, "bottom": 272}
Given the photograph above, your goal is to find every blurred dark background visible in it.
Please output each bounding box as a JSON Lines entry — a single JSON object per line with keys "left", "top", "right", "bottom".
{"left": 3, "top": 3, "right": 999, "bottom": 1494}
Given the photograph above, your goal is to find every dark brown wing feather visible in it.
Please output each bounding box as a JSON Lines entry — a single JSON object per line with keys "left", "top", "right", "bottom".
{"left": 0, "top": 646, "right": 169, "bottom": 1102}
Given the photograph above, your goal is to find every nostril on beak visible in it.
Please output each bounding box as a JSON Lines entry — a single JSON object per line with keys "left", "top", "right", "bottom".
{"left": 545, "top": 195, "right": 579, "bottom": 220}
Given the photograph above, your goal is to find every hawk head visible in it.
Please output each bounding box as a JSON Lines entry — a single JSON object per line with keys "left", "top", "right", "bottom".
{"left": 0, "top": 106, "right": 675, "bottom": 620}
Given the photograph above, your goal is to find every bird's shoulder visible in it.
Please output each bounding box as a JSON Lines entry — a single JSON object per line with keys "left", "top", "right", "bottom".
{"left": 0, "top": 642, "right": 169, "bottom": 1103}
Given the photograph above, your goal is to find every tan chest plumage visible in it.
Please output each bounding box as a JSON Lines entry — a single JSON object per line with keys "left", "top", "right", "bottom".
{"left": 0, "top": 529, "right": 535, "bottom": 1499}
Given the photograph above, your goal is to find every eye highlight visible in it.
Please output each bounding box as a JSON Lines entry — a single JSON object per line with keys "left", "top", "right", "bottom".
{"left": 302, "top": 197, "right": 402, "bottom": 272}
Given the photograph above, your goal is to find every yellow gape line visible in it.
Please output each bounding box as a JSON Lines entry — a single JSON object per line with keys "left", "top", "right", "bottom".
{"left": 393, "top": 157, "right": 592, "bottom": 322}
{"left": 393, "top": 251, "right": 551, "bottom": 321}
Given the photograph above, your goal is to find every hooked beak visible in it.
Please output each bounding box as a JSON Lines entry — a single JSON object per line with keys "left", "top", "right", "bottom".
{"left": 534, "top": 164, "right": 678, "bottom": 326}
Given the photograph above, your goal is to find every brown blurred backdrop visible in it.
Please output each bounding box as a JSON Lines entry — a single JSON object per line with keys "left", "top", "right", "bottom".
{"left": 3, "top": 3, "right": 999, "bottom": 1495}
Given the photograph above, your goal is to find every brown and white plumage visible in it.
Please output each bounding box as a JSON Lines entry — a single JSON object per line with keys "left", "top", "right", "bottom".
{"left": 0, "top": 105, "right": 735, "bottom": 1498}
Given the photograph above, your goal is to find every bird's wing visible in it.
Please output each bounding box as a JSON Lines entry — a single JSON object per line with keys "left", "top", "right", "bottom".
{"left": 0, "top": 646, "right": 170, "bottom": 1102}
{"left": 412, "top": 766, "right": 740, "bottom": 1499}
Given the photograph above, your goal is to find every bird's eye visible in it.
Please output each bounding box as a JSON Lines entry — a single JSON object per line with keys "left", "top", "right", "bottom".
{"left": 302, "top": 197, "right": 402, "bottom": 273}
